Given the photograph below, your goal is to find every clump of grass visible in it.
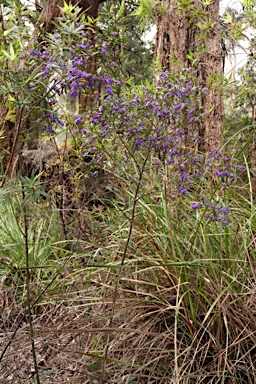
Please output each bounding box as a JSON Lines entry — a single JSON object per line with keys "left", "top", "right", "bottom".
{"left": 1, "top": 163, "right": 255, "bottom": 383}
{"left": 76, "top": 163, "right": 256, "bottom": 383}
{"left": 0, "top": 191, "right": 67, "bottom": 307}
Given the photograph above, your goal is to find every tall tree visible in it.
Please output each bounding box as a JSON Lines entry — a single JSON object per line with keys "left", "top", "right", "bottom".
{"left": 154, "top": 0, "right": 223, "bottom": 152}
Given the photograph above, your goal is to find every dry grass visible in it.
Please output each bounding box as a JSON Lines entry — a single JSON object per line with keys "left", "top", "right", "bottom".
{"left": 1, "top": 248, "right": 256, "bottom": 383}
{"left": 0, "top": 173, "right": 256, "bottom": 383}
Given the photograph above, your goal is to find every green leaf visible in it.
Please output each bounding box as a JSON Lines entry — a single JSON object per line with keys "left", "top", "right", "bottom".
{"left": 200, "top": 0, "right": 212, "bottom": 5}
{"left": 60, "top": 1, "right": 75, "bottom": 15}
{"left": 116, "top": 0, "right": 125, "bottom": 19}
{"left": 241, "top": 0, "right": 254, "bottom": 6}
{"left": 88, "top": 361, "right": 102, "bottom": 371}
{"left": 73, "top": 24, "right": 86, "bottom": 34}
{"left": 221, "top": 13, "right": 232, "bottom": 24}
{"left": 27, "top": 63, "right": 43, "bottom": 82}
{"left": 87, "top": 16, "right": 94, "bottom": 24}
{"left": 1, "top": 43, "right": 17, "bottom": 61}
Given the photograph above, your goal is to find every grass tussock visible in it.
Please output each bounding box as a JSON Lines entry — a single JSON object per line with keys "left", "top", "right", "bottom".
{"left": 0, "top": 166, "right": 256, "bottom": 384}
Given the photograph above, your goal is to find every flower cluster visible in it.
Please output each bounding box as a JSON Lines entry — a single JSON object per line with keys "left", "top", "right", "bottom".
{"left": 41, "top": 111, "right": 64, "bottom": 135}
{"left": 25, "top": 24, "right": 120, "bottom": 134}
{"left": 19, "top": 15, "right": 244, "bottom": 228}
{"left": 88, "top": 69, "right": 201, "bottom": 156}
{"left": 191, "top": 201, "right": 230, "bottom": 226}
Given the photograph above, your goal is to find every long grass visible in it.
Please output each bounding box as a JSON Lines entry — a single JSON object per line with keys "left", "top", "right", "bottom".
{"left": 0, "top": 163, "right": 255, "bottom": 383}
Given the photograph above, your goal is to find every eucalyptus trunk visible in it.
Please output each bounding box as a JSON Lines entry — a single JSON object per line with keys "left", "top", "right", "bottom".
{"left": 154, "top": 0, "right": 223, "bottom": 152}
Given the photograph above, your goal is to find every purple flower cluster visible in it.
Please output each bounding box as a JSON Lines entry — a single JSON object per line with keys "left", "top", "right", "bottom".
{"left": 83, "top": 69, "right": 244, "bottom": 224}
{"left": 25, "top": 18, "right": 122, "bottom": 136}
{"left": 41, "top": 111, "right": 64, "bottom": 135}
{"left": 19, "top": 16, "right": 244, "bottom": 229}
{"left": 27, "top": 19, "right": 119, "bottom": 103}
{"left": 191, "top": 200, "right": 230, "bottom": 226}
{"left": 205, "top": 205, "right": 229, "bottom": 226}
{"left": 205, "top": 149, "right": 246, "bottom": 186}
{"left": 88, "top": 70, "right": 201, "bottom": 156}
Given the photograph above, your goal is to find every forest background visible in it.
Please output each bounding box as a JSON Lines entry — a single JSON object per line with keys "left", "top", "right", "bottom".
{"left": 0, "top": 0, "right": 256, "bottom": 383}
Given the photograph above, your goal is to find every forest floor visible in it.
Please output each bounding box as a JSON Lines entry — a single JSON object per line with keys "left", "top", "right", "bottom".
{"left": 1, "top": 292, "right": 114, "bottom": 383}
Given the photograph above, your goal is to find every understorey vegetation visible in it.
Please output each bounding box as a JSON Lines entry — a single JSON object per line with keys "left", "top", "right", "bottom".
{"left": 0, "top": 1, "right": 256, "bottom": 383}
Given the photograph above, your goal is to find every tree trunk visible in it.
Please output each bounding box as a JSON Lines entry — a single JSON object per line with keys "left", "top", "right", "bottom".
{"left": 154, "top": 0, "right": 223, "bottom": 152}
{"left": 37, "top": 0, "right": 103, "bottom": 33}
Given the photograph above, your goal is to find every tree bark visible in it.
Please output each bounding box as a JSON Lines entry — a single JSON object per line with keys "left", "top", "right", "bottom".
{"left": 36, "top": 0, "right": 106, "bottom": 32}
{"left": 154, "top": 0, "right": 223, "bottom": 152}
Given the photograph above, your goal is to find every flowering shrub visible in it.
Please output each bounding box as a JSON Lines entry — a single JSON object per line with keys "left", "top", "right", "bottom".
{"left": 80, "top": 71, "right": 244, "bottom": 226}
{"left": 0, "top": 4, "right": 245, "bottom": 227}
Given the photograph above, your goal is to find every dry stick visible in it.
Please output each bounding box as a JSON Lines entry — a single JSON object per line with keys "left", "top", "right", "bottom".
{"left": 0, "top": 247, "right": 74, "bottom": 364}
{"left": 3, "top": 327, "right": 161, "bottom": 337}
{"left": 22, "top": 191, "right": 41, "bottom": 384}
{"left": 101, "top": 152, "right": 150, "bottom": 383}
{"left": 0, "top": 323, "right": 20, "bottom": 364}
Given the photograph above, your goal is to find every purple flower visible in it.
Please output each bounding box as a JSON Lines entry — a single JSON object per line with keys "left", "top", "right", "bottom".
{"left": 181, "top": 173, "right": 189, "bottom": 181}
{"left": 75, "top": 115, "right": 83, "bottom": 125}
{"left": 29, "top": 49, "right": 40, "bottom": 57}
{"left": 135, "top": 137, "right": 145, "bottom": 148}
{"left": 191, "top": 203, "right": 201, "bottom": 209}
{"left": 217, "top": 206, "right": 229, "bottom": 215}
{"left": 179, "top": 187, "right": 187, "bottom": 195}
{"left": 49, "top": 98, "right": 56, "bottom": 105}
{"left": 42, "top": 65, "right": 51, "bottom": 72}
{"left": 106, "top": 86, "right": 114, "bottom": 97}
{"left": 218, "top": 216, "right": 228, "bottom": 226}
{"left": 216, "top": 169, "right": 234, "bottom": 178}
{"left": 101, "top": 43, "right": 110, "bottom": 57}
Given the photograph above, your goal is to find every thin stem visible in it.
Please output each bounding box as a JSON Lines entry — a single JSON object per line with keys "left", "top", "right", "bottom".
{"left": 0, "top": 244, "right": 74, "bottom": 364}
{"left": 101, "top": 151, "right": 150, "bottom": 383}
{"left": 22, "top": 191, "right": 41, "bottom": 384}
{"left": 51, "top": 137, "right": 69, "bottom": 240}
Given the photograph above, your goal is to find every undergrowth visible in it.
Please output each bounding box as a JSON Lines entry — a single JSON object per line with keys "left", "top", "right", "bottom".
{"left": 0, "top": 161, "right": 255, "bottom": 384}
{"left": 0, "top": 4, "right": 256, "bottom": 383}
